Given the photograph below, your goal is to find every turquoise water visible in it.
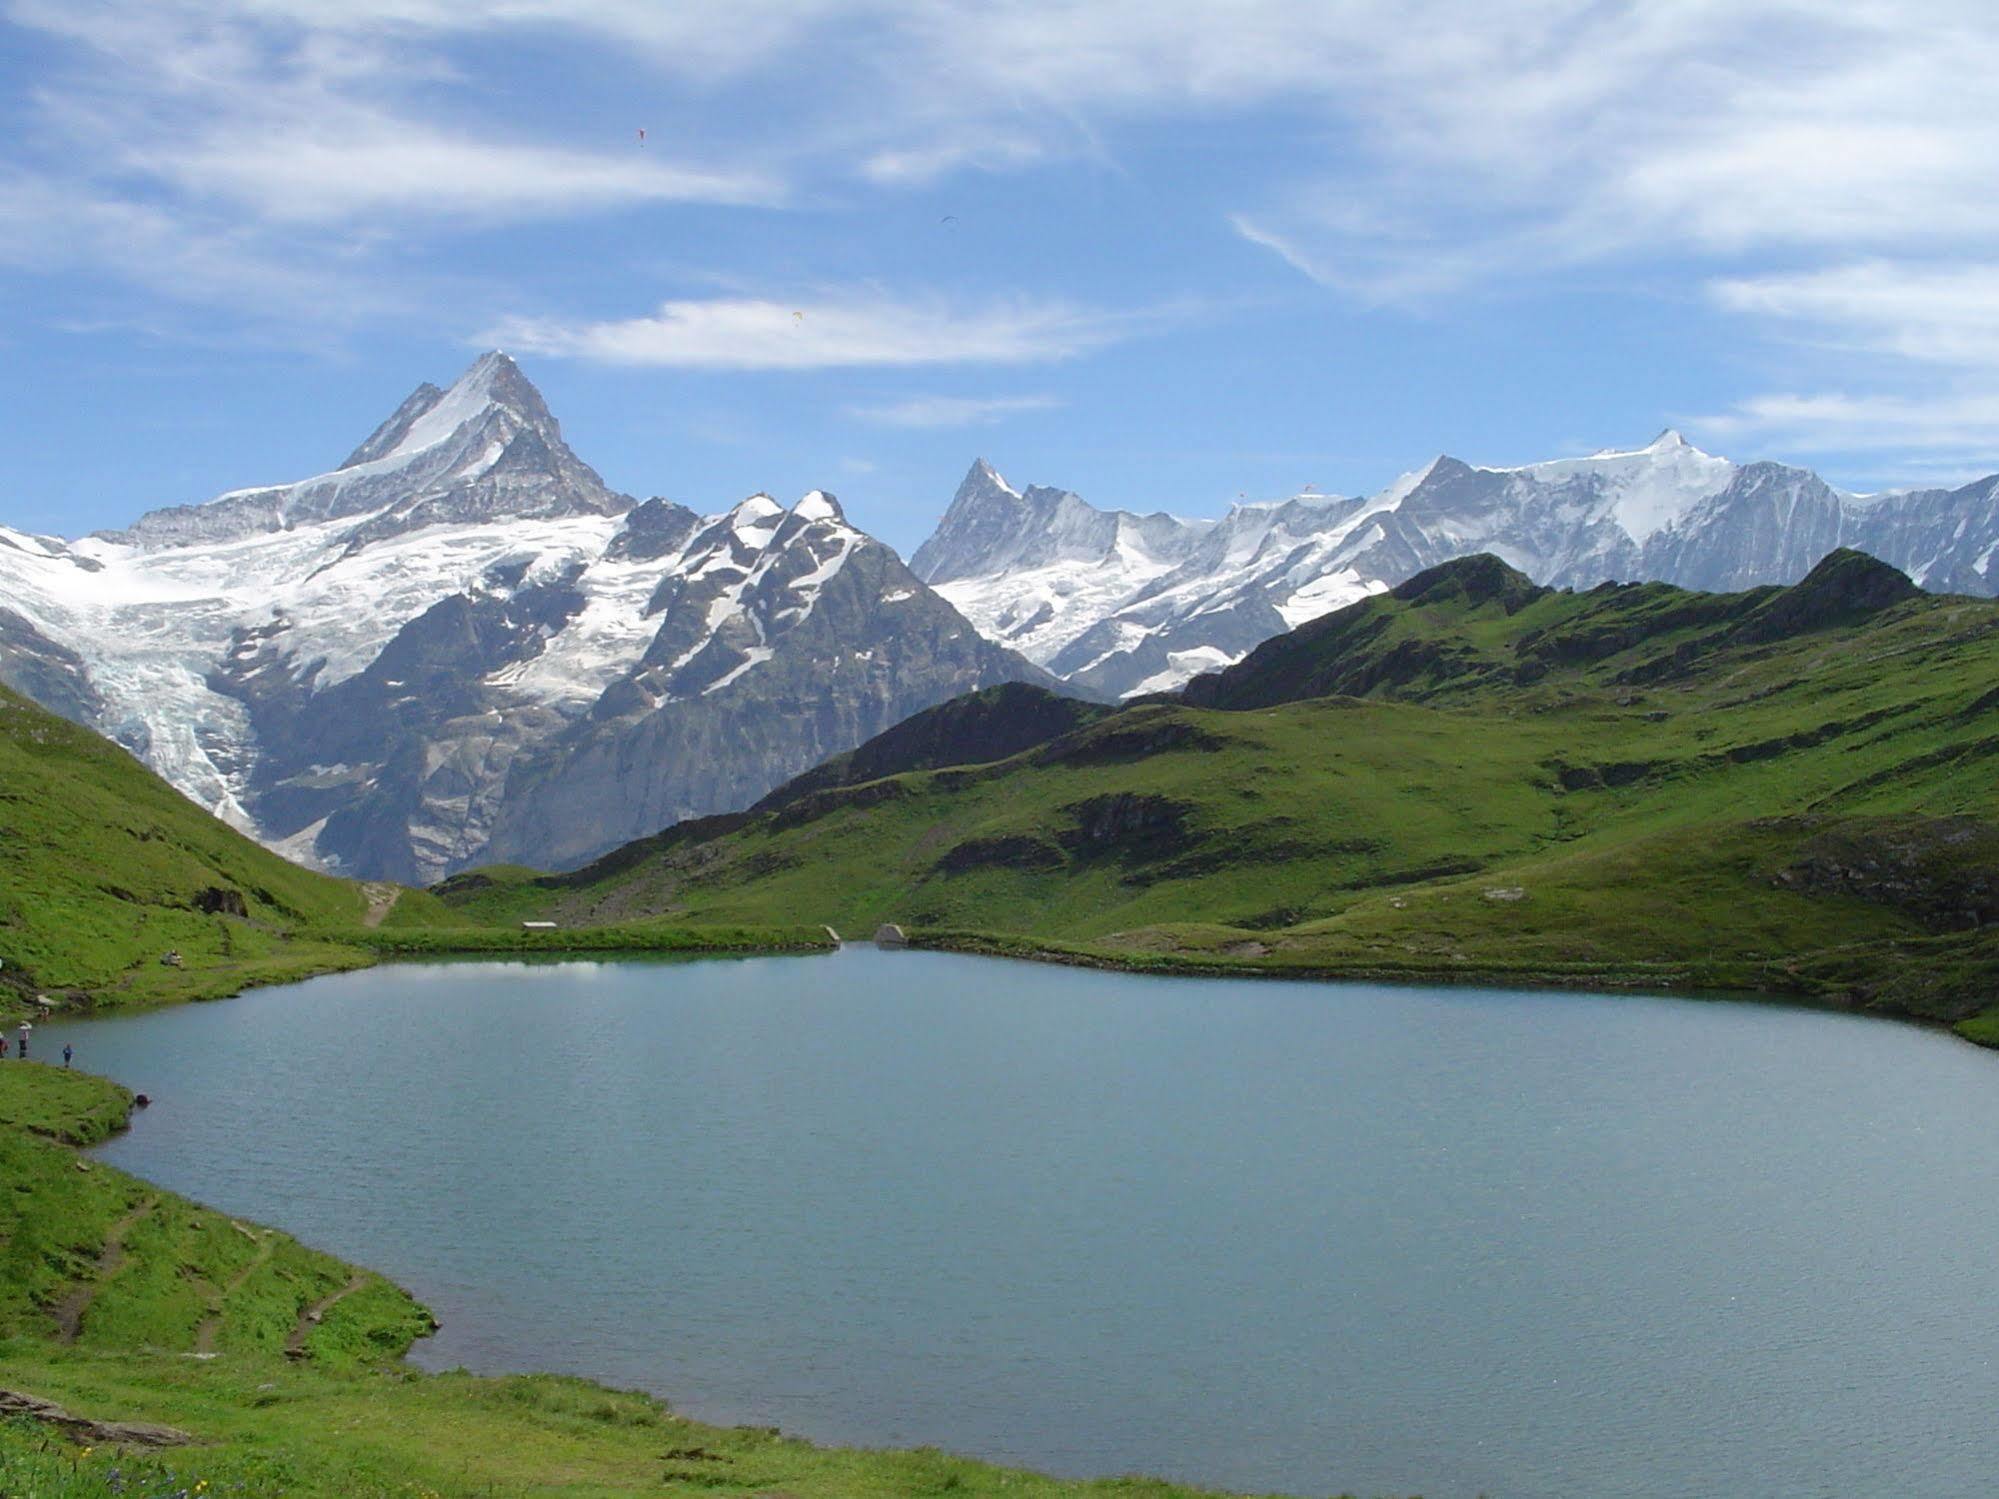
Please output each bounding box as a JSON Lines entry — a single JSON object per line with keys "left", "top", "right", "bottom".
{"left": 54, "top": 948, "right": 1999, "bottom": 1497}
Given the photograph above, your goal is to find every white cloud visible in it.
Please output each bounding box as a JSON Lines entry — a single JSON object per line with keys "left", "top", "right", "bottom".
{"left": 13, "top": 0, "right": 1999, "bottom": 466}
{"left": 1710, "top": 263, "right": 1999, "bottom": 369}
{"left": 860, "top": 135, "right": 1050, "bottom": 187}
{"left": 0, "top": 168, "right": 401, "bottom": 330}
{"left": 1701, "top": 389, "right": 1999, "bottom": 464}
{"left": 486, "top": 295, "right": 1129, "bottom": 369}
{"left": 848, "top": 393, "right": 1062, "bottom": 427}
{"left": 39, "top": 0, "right": 1999, "bottom": 261}
{"left": 1210, "top": 3, "right": 1999, "bottom": 294}
{"left": 13, "top": 3, "right": 773, "bottom": 226}
{"left": 1694, "top": 263, "right": 1999, "bottom": 461}
{"left": 151, "top": 126, "right": 775, "bottom": 225}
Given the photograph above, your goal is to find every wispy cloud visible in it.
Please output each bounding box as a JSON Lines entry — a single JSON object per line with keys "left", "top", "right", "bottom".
{"left": 848, "top": 393, "right": 1063, "bottom": 427}
{"left": 1696, "top": 263, "right": 1999, "bottom": 461}
{"left": 860, "top": 134, "right": 1050, "bottom": 187}
{"left": 0, "top": 0, "right": 780, "bottom": 337}
{"left": 17, "top": 5, "right": 774, "bottom": 225}
{"left": 1695, "top": 389, "right": 1999, "bottom": 471}
{"left": 153, "top": 127, "right": 776, "bottom": 225}
{"left": 13, "top": 0, "right": 1999, "bottom": 480}
{"left": 1709, "top": 263, "right": 1999, "bottom": 369}
{"left": 0, "top": 167, "right": 403, "bottom": 330}
{"left": 486, "top": 295, "right": 1132, "bottom": 370}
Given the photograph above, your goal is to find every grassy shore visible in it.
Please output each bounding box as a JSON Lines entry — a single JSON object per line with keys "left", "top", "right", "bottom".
{"left": 351, "top": 920, "right": 834, "bottom": 958}
{"left": 0, "top": 1063, "right": 1349, "bottom": 1499}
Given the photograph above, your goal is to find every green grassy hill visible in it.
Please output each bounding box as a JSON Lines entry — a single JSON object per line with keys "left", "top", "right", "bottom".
{"left": 0, "top": 683, "right": 378, "bottom": 1013}
{"left": 438, "top": 552, "right": 1999, "bottom": 1036}
{"left": 0, "top": 682, "right": 836, "bottom": 1019}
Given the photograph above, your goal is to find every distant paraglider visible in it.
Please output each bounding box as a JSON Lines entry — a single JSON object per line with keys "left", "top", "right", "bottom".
{"left": 636, "top": 127, "right": 647, "bottom": 146}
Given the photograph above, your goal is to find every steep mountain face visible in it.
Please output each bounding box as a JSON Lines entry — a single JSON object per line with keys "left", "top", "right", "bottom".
{"left": 0, "top": 355, "right": 1048, "bottom": 882}
{"left": 480, "top": 491, "right": 1050, "bottom": 871}
{"left": 110, "top": 352, "right": 627, "bottom": 551}
{"left": 915, "top": 434, "right": 1999, "bottom": 697}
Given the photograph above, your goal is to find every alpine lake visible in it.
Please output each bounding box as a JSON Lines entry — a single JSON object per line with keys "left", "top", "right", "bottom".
{"left": 50, "top": 946, "right": 1999, "bottom": 1498}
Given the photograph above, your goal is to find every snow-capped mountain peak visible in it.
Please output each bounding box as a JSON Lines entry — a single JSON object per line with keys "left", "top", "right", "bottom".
{"left": 0, "top": 361, "right": 1048, "bottom": 882}
{"left": 792, "top": 489, "right": 845, "bottom": 525}
{"left": 1496, "top": 428, "right": 1737, "bottom": 543}
{"left": 108, "top": 351, "right": 626, "bottom": 552}
{"left": 726, "top": 492, "right": 788, "bottom": 543}
{"left": 337, "top": 350, "right": 549, "bottom": 471}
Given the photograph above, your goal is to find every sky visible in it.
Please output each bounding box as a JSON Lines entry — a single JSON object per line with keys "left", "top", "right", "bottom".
{"left": 5, "top": 1, "right": 1999, "bottom": 555}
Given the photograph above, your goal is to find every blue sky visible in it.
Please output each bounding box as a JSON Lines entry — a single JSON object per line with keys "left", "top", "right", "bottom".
{"left": 5, "top": 1, "right": 1999, "bottom": 555}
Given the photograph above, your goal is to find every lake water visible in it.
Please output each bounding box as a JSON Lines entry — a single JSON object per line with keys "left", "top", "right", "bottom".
{"left": 51, "top": 948, "right": 1999, "bottom": 1498}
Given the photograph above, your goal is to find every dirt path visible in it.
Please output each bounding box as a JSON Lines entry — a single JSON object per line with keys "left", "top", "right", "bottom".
{"left": 285, "top": 1272, "right": 366, "bottom": 1359}
{"left": 194, "top": 1228, "right": 275, "bottom": 1355}
{"left": 51, "top": 1194, "right": 158, "bottom": 1343}
{"left": 360, "top": 883, "right": 400, "bottom": 929}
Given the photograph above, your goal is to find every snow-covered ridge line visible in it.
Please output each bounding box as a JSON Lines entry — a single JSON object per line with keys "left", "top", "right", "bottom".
{"left": 917, "top": 432, "right": 1999, "bottom": 699}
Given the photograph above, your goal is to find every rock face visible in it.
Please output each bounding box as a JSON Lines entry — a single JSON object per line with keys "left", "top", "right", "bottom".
{"left": 482, "top": 492, "right": 1050, "bottom": 871}
{"left": 0, "top": 605, "right": 103, "bottom": 726}
{"left": 0, "top": 355, "right": 1050, "bottom": 882}
{"left": 915, "top": 434, "right": 1999, "bottom": 697}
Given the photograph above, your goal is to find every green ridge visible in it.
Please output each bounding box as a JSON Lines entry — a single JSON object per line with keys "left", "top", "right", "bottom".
{"left": 0, "top": 682, "right": 831, "bottom": 1022}
{"left": 0, "top": 683, "right": 374, "bottom": 1012}
{"left": 442, "top": 554, "right": 1999, "bottom": 1038}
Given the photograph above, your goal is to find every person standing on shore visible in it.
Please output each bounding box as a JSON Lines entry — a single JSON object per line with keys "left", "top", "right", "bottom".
{"left": 63, "top": 1043, "right": 73, "bottom": 1068}
{"left": 17, "top": 1022, "right": 28, "bottom": 1060}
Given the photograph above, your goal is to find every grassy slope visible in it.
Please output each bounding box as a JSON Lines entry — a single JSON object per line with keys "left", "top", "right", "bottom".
{"left": 0, "top": 683, "right": 832, "bottom": 1021}
{"left": 442, "top": 560, "right": 1999, "bottom": 1034}
{"left": 0, "top": 685, "right": 374, "bottom": 1013}
{"left": 0, "top": 1064, "right": 1293, "bottom": 1498}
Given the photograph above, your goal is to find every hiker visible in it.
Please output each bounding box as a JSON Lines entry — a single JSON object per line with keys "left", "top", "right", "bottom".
{"left": 63, "top": 1043, "right": 73, "bottom": 1068}
{"left": 16, "top": 1023, "right": 27, "bottom": 1060}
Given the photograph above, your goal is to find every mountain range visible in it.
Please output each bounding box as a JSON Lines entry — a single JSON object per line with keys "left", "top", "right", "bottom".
{"left": 434, "top": 548, "right": 1999, "bottom": 1037}
{"left": 3, "top": 352, "right": 1996, "bottom": 882}
{"left": 0, "top": 354, "right": 1044, "bottom": 882}
{"left": 915, "top": 438, "right": 1999, "bottom": 698}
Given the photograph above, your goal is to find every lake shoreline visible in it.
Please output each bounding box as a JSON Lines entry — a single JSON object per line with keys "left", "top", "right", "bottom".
{"left": 3, "top": 922, "right": 838, "bottom": 1025}
{"left": 19, "top": 909, "right": 1992, "bottom": 1062}
{"left": 0, "top": 1050, "right": 1275, "bottom": 1498}
{"left": 22, "top": 948, "right": 1999, "bottom": 1495}
{"left": 907, "top": 926, "right": 1999, "bottom": 1051}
